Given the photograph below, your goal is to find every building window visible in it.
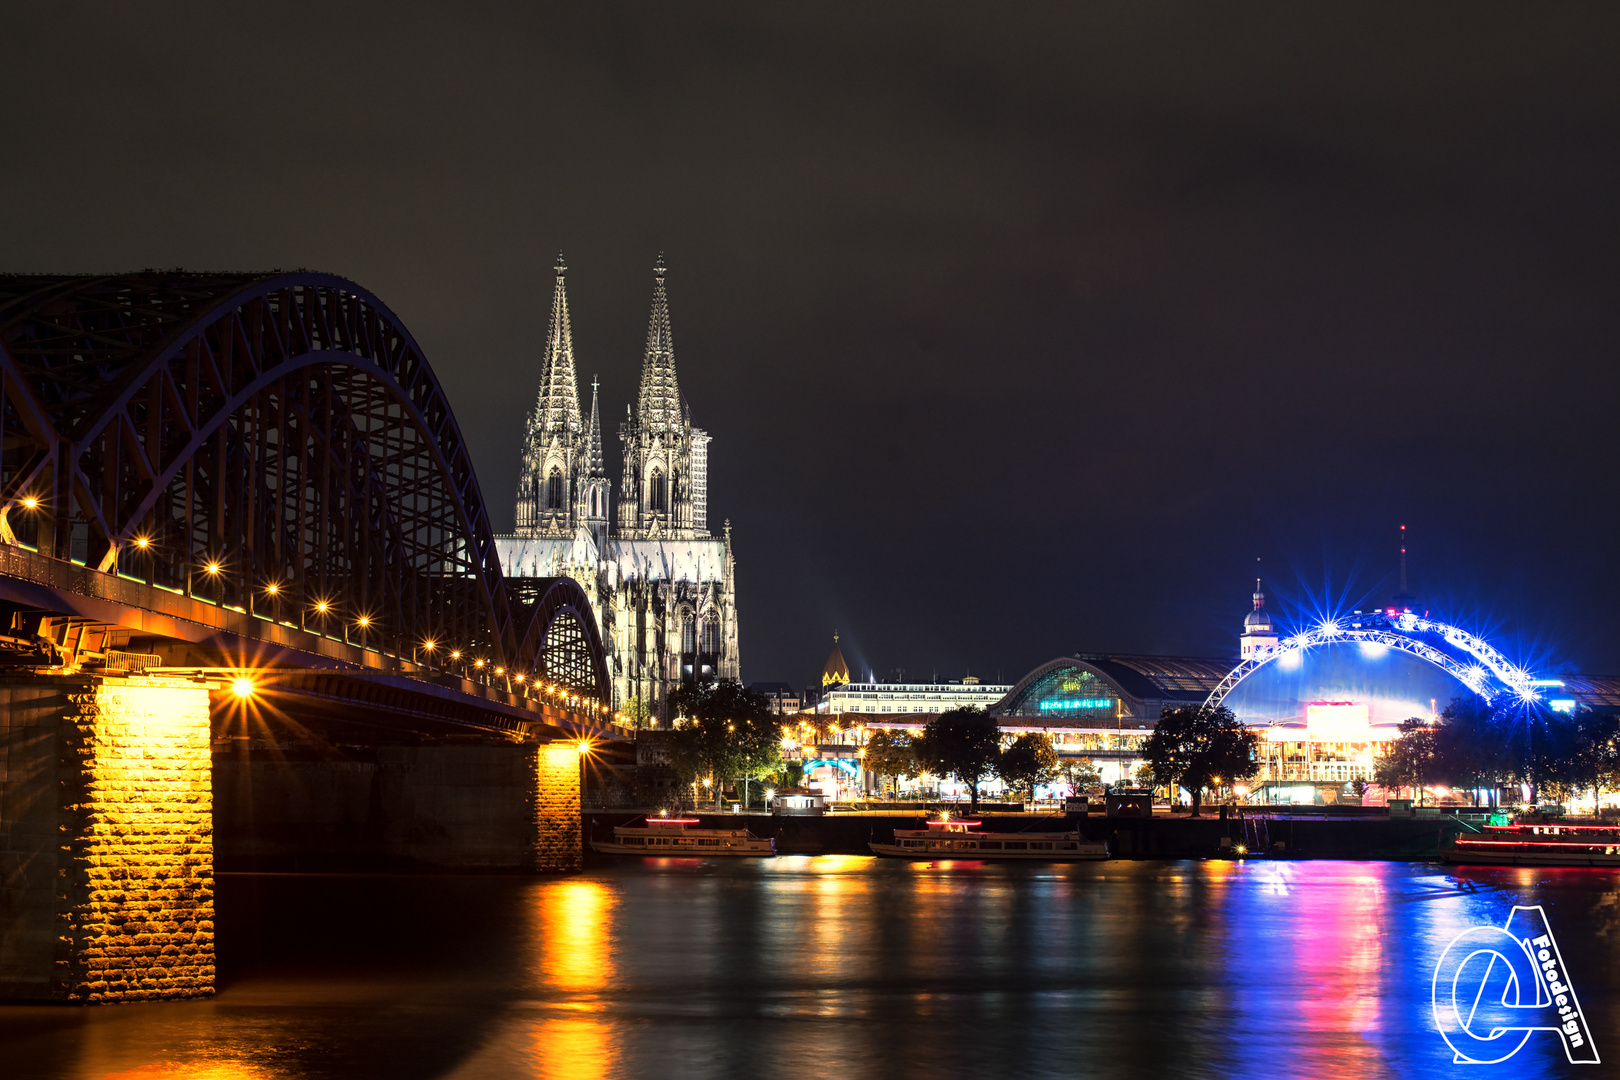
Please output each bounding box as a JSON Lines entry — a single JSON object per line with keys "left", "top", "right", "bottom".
{"left": 649, "top": 469, "right": 666, "bottom": 512}
{"left": 547, "top": 467, "right": 564, "bottom": 509}
{"left": 682, "top": 618, "right": 696, "bottom": 654}
{"left": 700, "top": 618, "right": 719, "bottom": 653}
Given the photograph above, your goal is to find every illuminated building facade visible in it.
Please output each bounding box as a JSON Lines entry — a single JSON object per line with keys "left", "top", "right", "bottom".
{"left": 985, "top": 655, "right": 1232, "bottom": 786}
{"left": 497, "top": 256, "right": 739, "bottom": 721}
{"left": 819, "top": 678, "right": 1010, "bottom": 717}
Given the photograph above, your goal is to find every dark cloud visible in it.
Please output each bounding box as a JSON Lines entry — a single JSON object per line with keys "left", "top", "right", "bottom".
{"left": 2, "top": 3, "right": 1617, "bottom": 686}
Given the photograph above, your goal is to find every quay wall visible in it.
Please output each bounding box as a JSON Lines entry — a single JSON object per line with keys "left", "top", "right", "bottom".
{"left": 214, "top": 745, "right": 582, "bottom": 872}
{"left": 585, "top": 810, "right": 1462, "bottom": 860}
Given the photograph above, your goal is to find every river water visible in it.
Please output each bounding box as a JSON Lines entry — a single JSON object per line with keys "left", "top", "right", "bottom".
{"left": 3, "top": 858, "right": 1618, "bottom": 1079}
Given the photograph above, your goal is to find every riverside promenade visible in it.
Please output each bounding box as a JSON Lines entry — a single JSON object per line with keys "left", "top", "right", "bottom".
{"left": 585, "top": 807, "right": 1475, "bottom": 860}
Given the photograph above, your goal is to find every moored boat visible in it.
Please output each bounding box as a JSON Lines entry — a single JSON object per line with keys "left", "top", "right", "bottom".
{"left": 590, "top": 816, "right": 775, "bottom": 857}
{"left": 870, "top": 818, "right": 1108, "bottom": 860}
{"left": 1441, "top": 821, "right": 1620, "bottom": 867}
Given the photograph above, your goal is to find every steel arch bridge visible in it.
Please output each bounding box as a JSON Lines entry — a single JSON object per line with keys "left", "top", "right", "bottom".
{"left": 0, "top": 272, "right": 610, "bottom": 725}
{"left": 1202, "top": 610, "right": 1540, "bottom": 711}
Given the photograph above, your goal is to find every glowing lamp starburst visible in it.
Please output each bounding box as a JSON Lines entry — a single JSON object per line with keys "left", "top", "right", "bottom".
{"left": 231, "top": 677, "right": 255, "bottom": 700}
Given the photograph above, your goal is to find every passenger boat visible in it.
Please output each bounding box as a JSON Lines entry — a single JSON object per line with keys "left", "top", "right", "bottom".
{"left": 1441, "top": 822, "right": 1620, "bottom": 867}
{"left": 869, "top": 818, "right": 1108, "bottom": 860}
{"left": 589, "top": 816, "right": 775, "bottom": 857}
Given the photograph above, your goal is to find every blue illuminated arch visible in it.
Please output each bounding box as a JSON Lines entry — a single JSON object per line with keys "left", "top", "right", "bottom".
{"left": 1205, "top": 612, "right": 1540, "bottom": 710}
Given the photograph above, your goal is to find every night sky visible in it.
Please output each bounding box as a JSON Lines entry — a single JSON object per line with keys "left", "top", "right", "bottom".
{"left": 4, "top": 6, "right": 1618, "bottom": 686}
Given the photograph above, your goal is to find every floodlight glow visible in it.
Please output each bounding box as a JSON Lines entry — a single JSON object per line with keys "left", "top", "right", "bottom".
{"left": 134, "top": 535, "right": 151, "bottom": 549}
{"left": 231, "top": 677, "right": 255, "bottom": 700}
{"left": 20, "top": 496, "right": 38, "bottom": 509}
{"left": 1306, "top": 702, "right": 1370, "bottom": 742}
{"left": 1207, "top": 609, "right": 1553, "bottom": 711}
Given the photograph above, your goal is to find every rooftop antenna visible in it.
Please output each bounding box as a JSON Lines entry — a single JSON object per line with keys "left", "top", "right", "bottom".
{"left": 1399, "top": 525, "right": 1408, "bottom": 596}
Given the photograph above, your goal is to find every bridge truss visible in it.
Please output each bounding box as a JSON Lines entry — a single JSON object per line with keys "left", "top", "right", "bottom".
{"left": 0, "top": 272, "right": 611, "bottom": 713}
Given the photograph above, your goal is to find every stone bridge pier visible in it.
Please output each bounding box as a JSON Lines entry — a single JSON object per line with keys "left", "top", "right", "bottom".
{"left": 0, "top": 673, "right": 584, "bottom": 1003}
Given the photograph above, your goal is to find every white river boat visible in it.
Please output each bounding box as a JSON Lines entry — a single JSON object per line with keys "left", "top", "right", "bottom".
{"left": 870, "top": 818, "right": 1108, "bottom": 860}
{"left": 590, "top": 816, "right": 775, "bottom": 857}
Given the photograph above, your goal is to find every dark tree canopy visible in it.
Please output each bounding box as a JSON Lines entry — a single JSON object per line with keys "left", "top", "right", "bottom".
{"left": 915, "top": 706, "right": 1001, "bottom": 812}
{"left": 864, "top": 729, "right": 918, "bottom": 790}
{"left": 1377, "top": 695, "right": 1620, "bottom": 808}
{"left": 666, "top": 679, "right": 782, "bottom": 807}
{"left": 998, "top": 733, "right": 1060, "bottom": 802}
{"left": 1142, "top": 704, "right": 1259, "bottom": 817}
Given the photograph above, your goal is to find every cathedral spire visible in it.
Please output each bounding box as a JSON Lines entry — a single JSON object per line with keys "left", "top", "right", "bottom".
{"left": 585, "top": 375, "right": 606, "bottom": 479}
{"left": 636, "top": 254, "right": 684, "bottom": 435}
{"left": 534, "top": 253, "right": 582, "bottom": 439}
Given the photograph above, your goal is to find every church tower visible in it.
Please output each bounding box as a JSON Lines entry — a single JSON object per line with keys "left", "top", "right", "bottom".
{"left": 579, "top": 376, "right": 611, "bottom": 550}
{"left": 514, "top": 255, "right": 585, "bottom": 537}
{"left": 1240, "top": 576, "right": 1279, "bottom": 660}
{"left": 617, "top": 255, "right": 709, "bottom": 539}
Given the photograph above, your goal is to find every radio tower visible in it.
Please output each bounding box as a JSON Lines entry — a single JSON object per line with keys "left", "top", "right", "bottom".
{"left": 1391, "top": 524, "right": 1418, "bottom": 613}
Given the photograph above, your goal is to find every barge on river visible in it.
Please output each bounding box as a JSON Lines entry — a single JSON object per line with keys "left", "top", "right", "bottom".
{"left": 1441, "top": 821, "right": 1620, "bottom": 867}
{"left": 590, "top": 816, "right": 775, "bottom": 857}
{"left": 870, "top": 818, "right": 1108, "bottom": 860}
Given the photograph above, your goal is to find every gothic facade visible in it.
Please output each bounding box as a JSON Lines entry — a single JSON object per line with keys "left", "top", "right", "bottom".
{"left": 496, "top": 256, "right": 739, "bottom": 722}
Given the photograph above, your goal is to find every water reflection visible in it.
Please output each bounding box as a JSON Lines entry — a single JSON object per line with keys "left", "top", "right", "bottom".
{"left": 2, "top": 861, "right": 1616, "bottom": 1079}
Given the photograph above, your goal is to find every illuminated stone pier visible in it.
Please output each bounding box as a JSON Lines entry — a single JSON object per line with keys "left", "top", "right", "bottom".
{"left": 0, "top": 675, "right": 214, "bottom": 1003}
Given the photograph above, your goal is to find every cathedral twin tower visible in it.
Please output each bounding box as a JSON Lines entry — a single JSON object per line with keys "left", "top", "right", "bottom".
{"left": 497, "top": 255, "right": 737, "bottom": 722}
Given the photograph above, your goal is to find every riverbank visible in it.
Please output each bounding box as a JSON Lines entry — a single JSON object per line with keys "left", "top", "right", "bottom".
{"left": 585, "top": 809, "right": 1466, "bottom": 860}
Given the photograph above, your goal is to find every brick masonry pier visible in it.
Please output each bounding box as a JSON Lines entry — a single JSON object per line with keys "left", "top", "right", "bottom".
{"left": 0, "top": 676, "right": 214, "bottom": 1003}
{"left": 2, "top": 673, "right": 585, "bottom": 1004}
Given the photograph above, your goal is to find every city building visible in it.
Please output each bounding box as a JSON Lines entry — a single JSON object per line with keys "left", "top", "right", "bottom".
{"left": 750, "top": 682, "right": 803, "bottom": 715}
{"left": 496, "top": 255, "right": 739, "bottom": 722}
{"left": 819, "top": 678, "right": 1012, "bottom": 716}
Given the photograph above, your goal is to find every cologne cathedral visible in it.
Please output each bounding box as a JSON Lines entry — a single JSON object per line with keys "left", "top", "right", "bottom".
{"left": 495, "top": 255, "right": 739, "bottom": 722}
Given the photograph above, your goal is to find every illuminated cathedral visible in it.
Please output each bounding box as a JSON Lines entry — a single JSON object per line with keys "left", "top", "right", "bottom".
{"left": 495, "top": 255, "right": 739, "bottom": 722}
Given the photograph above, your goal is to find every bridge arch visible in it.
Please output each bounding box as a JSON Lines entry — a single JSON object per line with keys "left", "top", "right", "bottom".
{"left": 1203, "top": 613, "right": 1537, "bottom": 711}
{"left": 0, "top": 272, "right": 608, "bottom": 703}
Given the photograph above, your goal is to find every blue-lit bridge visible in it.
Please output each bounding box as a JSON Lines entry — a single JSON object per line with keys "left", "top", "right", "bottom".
{"left": 0, "top": 273, "right": 622, "bottom": 1003}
